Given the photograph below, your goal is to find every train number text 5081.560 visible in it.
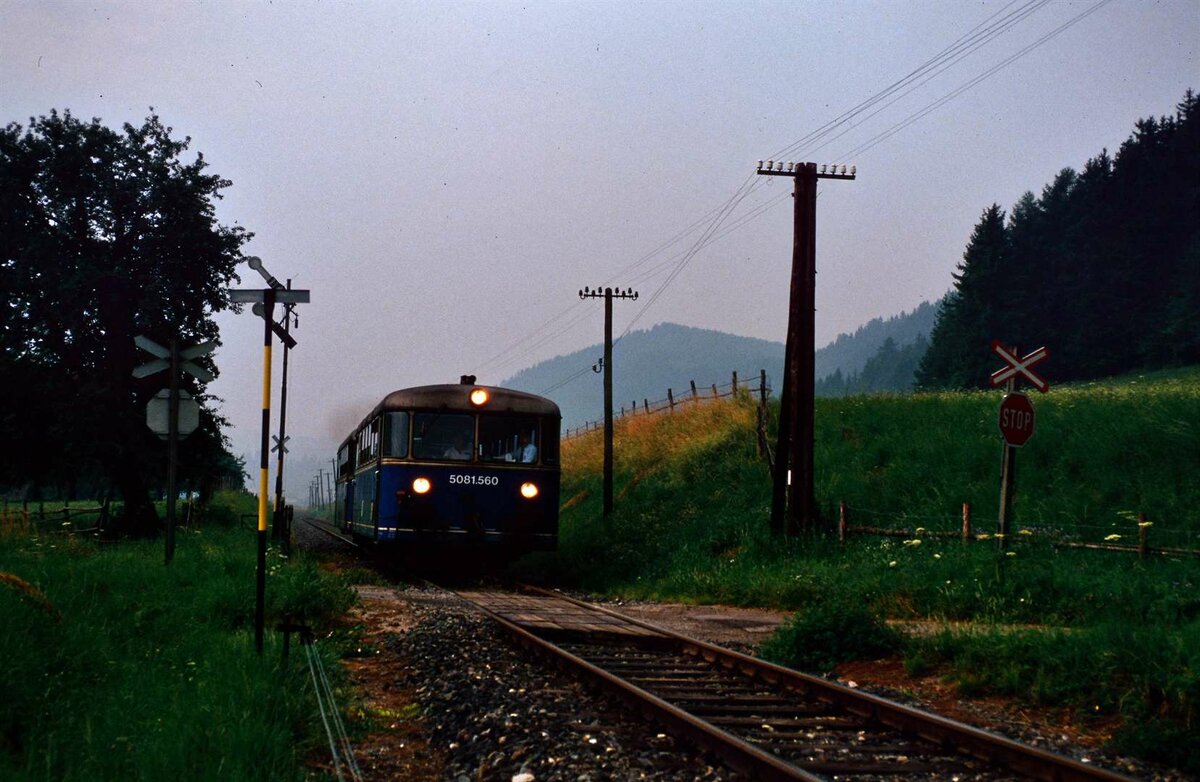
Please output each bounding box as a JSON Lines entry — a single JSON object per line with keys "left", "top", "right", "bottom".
{"left": 448, "top": 474, "right": 499, "bottom": 486}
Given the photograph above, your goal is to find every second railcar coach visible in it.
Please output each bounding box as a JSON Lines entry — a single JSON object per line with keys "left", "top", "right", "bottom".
{"left": 334, "top": 377, "right": 560, "bottom": 556}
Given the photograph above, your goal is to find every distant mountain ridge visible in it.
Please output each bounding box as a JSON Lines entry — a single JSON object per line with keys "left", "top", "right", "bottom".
{"left": 815, "top": 300, "right": 939, "bottom": 380}
{"left": 502, "top": 302, "right": 938, "bottom": 429}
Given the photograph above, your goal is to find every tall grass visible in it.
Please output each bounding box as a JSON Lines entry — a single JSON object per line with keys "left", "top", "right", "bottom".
{"left": 0, "top": 491, "right": 355, "bottom": 781}
{"left": 523, "top": 371, "right": 1200, "bottom": 771}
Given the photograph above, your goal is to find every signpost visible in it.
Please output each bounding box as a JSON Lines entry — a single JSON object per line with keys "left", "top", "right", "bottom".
{"left": 989, "top": 342, "right": 1049, "bottom": 549}
{"left": 229, "top": 258, "right": 310, "bottom": 655}
{"left": 134, "top": 336, "right": 215, "bottom": 564}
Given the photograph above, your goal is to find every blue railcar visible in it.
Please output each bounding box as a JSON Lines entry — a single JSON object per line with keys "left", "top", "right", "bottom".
{"left": 334, "top": 379, "right": 560, "bottom": 555}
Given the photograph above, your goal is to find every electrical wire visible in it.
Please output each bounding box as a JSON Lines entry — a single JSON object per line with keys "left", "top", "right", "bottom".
{"left": 501, "top": 1, "right": 1111, "bottom": 394}
{"left": 304, "top": 638, "right": 363, "bottom": 782}
{"left": 839, "top": 0, "right": 1116, "bottom": 162}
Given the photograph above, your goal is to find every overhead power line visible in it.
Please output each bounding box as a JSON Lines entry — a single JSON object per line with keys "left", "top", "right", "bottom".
{"left": 507, "top": 0, "right": 1112, "bottom": 394}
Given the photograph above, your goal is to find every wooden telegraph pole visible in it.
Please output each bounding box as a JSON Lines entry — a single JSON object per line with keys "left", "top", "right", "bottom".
{"left": 755, "top": 161, "right": 855, "bottom": 535}
{"left": 578, "top": 286, "right": 639, "bottom": 516}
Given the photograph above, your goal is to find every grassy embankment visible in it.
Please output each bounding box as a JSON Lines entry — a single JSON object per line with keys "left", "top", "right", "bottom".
{"left": 0, "top": 490, "right": 356, "bottom": 782}
{"left": 519, "top": 367, "right": 1200, "bottom": 772}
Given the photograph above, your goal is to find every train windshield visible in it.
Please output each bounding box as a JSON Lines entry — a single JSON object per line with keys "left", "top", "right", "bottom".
{"left": 384, "top": 412, "right": 409, "bottom": 457}
{"left": 412, "top": 413, "right": 474, "bottom": 461}
{"left": 479, "top": 416, "right": 540, "bottom": 464}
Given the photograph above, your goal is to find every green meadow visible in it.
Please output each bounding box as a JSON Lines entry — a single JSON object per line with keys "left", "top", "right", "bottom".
{"left": 522, "top": 367, "right": 1200, "bottom": 772}
{"left": 0, "top": 491, "right": 356, "bottom": 782}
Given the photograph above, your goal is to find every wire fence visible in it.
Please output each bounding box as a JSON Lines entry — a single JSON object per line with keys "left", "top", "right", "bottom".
{"left": 0, "top": 498, "right": 203, "bottom": 540}
{"left": 0, "top": 500, "right": 108, "bottom": 538}
{"left": 563, "top": 368, "right": 773, "bottom": 440}
{"left": 836, "top": 501, "right": 1200, "bottom": 559}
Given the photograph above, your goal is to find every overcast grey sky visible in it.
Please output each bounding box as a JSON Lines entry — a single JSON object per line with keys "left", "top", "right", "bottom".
{"left": 3, "top": 0, "right": 1196, "bottom": 495}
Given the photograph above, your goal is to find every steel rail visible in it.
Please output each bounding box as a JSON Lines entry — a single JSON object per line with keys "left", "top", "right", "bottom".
{"left": 302, "top": 517, "right": 360, "bottom": 548}
{"left": 526, "top": 585, "right": 1136, "bottom": 782}
{"left": 452, "top": 588, "right": 825, "bottom": 782}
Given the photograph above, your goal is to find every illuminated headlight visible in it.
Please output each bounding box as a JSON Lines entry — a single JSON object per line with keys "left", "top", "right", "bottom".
{"left": 470, "top": 388, "right": 489, "bottom": 406}
{"left": 412, "top": 477, "right": 432, "bottom": 494}
{"left": 519, "top": 482, "right": 539, "bottom": 499}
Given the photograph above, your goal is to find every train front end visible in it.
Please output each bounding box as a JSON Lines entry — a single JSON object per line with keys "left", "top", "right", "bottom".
{"left": 336, "top": 382, "right": 561, "bottom": 557}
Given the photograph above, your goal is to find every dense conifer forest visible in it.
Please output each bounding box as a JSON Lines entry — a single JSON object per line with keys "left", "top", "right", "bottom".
{"left": 917, "top": 90, "right": 1199, "bottom": 389}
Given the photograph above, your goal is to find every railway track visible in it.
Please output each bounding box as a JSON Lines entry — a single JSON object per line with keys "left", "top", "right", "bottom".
{"left": 452, "top": 586, "right": 1135, "bottom": 782}
{"left": 301, "top": 519, "right": 1135, "bottom": 780}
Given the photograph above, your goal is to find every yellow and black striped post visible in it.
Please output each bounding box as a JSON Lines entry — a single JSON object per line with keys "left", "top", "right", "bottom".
{"left": 255, "top": 288, "right": 276, "bottom": 654}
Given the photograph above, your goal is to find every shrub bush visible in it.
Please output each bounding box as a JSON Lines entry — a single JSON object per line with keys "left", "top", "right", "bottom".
{"left": 759, "top": 598, "right": 903, "bottom": 673}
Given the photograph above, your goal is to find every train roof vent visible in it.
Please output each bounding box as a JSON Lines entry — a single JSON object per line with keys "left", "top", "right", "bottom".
{"left": 460, "top": 374, "right": 477, "bottom": 385}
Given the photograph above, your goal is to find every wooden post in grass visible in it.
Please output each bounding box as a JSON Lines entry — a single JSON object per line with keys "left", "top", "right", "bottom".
{"left": 962, "top": 502, "right": 972, "bottom": 541}
{"left": 643, "top": 399, "right": 649, "bottom": 414}
{"left": 668, "top": 389, "right": 675, "bottom": 412}
{"left": 1138, "top": 512, "right": 1148, "bottom": 561}
{"left": 711, "top": 383, "right": 719, "bottom": 398}
{"left": 838, "top": 501, "right": 847, "bottom": 543}
{"left": 732, "top": 371, "right": 738, "bottom": 393}
{"left": 690, "top": 380, "right": 699, "bottom": 401}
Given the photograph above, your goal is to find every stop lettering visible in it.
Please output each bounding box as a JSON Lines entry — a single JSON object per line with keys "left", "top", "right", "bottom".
{"left": 998, "top": 392, "right": 1036, "bottom": 447}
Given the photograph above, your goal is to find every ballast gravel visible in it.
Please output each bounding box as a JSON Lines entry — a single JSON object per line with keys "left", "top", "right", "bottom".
{"left": 294, "top": 522, "right": 1187, "bottom": 782}
{"left": 390, "top": 586, "right": 740, "bottom": 782}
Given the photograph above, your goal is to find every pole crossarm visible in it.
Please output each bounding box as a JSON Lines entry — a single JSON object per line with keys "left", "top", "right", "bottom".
{"left": 755, "top": 160, "right": 856, "bottom": 180}
{"left": 579, "top": 286, "right": 639, "bottom": 301}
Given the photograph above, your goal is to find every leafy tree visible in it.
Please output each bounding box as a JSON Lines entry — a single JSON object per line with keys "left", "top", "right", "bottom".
{"left": 0, "top": 109, "right": 249, "bottom": 534}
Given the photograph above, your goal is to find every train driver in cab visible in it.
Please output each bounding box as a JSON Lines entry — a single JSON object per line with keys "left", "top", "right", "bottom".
{"left": 518, "top": 432, "right": 537, "bottom": 463}
{"left": 443, "top": 432, "right": 472, "bottom": 460}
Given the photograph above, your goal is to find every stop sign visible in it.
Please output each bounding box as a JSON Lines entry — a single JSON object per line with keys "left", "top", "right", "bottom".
{"left": 998, "top": 392, "right": 1035, "bottom": 447}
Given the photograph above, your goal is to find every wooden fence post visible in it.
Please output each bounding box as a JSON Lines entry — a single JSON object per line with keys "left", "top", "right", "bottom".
{"left": 732, "top": 371, "right": 738, "bottom": 393}
{"left": 1138, "top": 512, "right": 1148, "bottom": 560}
{"left": 838, "top": 501, "right": 847, "bottom": 544}
{"left": 690, "top": 380, "right": 698, "bottom": 401}
{"left": 962, "top": 502, "right": 972, "bottom": 541}
{"left": 643, "top": 399, "right": 649, "bottom": 414}
{"left": 711, "top": 383, "right": 719, "bottom": 398}
{"left": 668, "top": 389, "right": 675, "bottom": 412}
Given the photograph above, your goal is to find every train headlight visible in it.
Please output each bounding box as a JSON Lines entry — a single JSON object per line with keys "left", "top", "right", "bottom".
{"left": 470, "top": 388, "right": 489, "bottom": 406}
{"left": 520, "top": 482, "right": 539, "bottom": 499}
{"left": 412, "top": 477, "right": 432, "bottom": 494}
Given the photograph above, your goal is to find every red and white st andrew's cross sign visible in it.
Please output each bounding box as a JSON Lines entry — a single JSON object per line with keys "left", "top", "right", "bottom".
{"left": 989, "top": 341, "right": 1050, "bottom": 393}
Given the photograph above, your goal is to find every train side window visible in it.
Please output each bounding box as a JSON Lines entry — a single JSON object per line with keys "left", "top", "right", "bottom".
{"left": 357, "top": 418, "right": 381, "bottom": 463}
{"left": 385, "top": 412, "right": 409, "bottom": 457}
{"left": 412, "top": 413, "right": 474, "bottom": 461}
{"left": 478, "top": 416, "right": 540, "bottom": 463}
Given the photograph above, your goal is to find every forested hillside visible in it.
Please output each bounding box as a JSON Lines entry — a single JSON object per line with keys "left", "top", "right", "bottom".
{"left": 502, "top": 307, "right": 940, "bottom": 427}
{"left": 814, "top": 300, "right": 938, "bottom": 383}
{"left": 918, "top": 90, "right": 1199, "bottom": 389}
